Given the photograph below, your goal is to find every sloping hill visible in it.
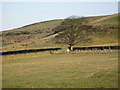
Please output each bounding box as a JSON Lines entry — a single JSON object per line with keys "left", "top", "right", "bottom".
{"left": 1, "top": 13, "right": 119, "bottom": 52}
{"left": 89, "top": 14, "right": 118, "bottom": 25}
{"left": 2, "top": 19, "right": 63, "bottom": 44}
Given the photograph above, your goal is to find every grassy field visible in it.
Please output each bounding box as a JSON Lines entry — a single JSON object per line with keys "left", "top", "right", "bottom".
{"left": 2, "top": 50, "right": 118, "bottom": 88}
{"left": 1, "top": 13, "right": 119, "bottom": 88}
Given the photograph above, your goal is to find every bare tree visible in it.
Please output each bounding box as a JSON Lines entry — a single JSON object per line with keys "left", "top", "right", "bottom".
{"left": 53, "top": 16, "right": 93, "bottom": 51}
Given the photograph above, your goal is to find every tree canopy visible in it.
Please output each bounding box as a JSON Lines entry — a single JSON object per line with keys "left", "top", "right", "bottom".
{"left": 52, "top": 16, "right": 94, "bottom": 51}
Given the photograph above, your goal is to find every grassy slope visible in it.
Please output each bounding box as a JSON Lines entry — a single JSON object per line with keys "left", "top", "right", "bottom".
{"left": 2, "top": 20, "right": 63, "bottom": 51}
{"left": 1, "top": 14, "right": 119, "bottom": 52}
{"left": 75, "top": 14, "right": 119, "bottom": 47}
{"left": 3, "top": 51, "right": 118, "bottom": 88}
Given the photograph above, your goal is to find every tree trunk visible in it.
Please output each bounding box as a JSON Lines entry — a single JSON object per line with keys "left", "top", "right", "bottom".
{"left": 67, "top": 45, "right": 73, "bottom": 52}
{"left": 70, "top": 46, "right": 73, "bottom": 51}
{"left": 69, "top": 45, "right": 73, "bottom": 51}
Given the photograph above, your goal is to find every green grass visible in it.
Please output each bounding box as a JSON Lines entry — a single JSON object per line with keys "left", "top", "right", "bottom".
{"left": 2, "top": 51, "right": 118, "bottom": 88}
{"left": 93, "top": 14, "right": 119, "bottom": 26}
{"left": 2, "top": 43, "right": 12, "bottom": 47}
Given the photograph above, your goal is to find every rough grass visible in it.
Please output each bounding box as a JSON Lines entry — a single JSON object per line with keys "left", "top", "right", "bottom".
{"left": 2, "top": 14, "right": 119, "bottom": 52}
{"left": 2, "top": 50, "right": 118, "bottom": 88}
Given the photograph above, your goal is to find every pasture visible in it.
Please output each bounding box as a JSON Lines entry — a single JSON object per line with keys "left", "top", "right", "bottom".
{"left": 2, "top": 50, "right": 118, "bottom": 88}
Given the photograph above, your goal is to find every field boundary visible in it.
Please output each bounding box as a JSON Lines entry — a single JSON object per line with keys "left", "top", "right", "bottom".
{"left": 1, "top": 45, "right": 120, "bottom": 55}
{"left": 1, "top": 48, "right": 61, "bottom": 55}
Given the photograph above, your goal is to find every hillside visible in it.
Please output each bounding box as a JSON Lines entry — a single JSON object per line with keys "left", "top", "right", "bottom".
{"left": 1, "top": 13, "right": 119, "bottom": 52}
